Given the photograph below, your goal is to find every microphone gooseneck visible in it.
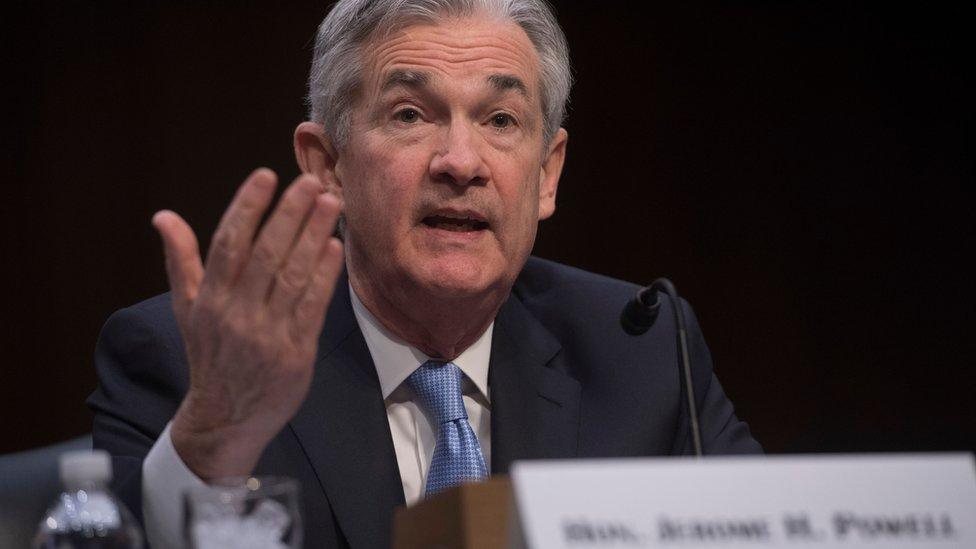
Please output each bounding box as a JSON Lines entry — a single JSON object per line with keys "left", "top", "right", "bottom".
{"left": 620, "top": 278, "right": 704, "bottom": 457}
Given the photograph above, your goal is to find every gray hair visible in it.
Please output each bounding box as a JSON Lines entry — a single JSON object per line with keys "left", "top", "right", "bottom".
{"left": 307, "top": 0, "right": 572, "bottom": 147}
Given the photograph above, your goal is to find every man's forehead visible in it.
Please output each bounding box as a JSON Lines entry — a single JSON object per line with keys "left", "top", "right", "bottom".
{"left": 380, "top": 68, "right": 529, "bottom": 98}
{"left": 362, "top": 16, "right": 541, "bottom": 97}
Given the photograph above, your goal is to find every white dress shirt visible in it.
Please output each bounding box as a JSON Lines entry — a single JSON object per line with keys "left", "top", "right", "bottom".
{"left": 141, "top": 285, "right": 493, "bottom": 549}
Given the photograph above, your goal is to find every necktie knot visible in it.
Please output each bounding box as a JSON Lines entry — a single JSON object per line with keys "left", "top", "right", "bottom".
{"left": 407, "top": 361, "right": 468, "bottom": 424}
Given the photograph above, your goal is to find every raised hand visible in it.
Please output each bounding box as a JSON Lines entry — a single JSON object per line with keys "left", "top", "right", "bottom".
{"left": 151, "top": 168, "right": 344, "bottom": 479}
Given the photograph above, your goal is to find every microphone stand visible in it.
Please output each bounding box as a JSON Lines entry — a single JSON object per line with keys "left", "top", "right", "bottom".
{"left": 621, "top": 278, "right": 703, "bottom": 457}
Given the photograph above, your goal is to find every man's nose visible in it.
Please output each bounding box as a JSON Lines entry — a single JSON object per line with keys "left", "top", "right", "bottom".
{"left": 429, "top": 121, "right": 489, "bottom": 186}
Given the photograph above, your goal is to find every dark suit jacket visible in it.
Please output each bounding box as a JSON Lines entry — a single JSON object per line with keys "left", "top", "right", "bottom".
{"left": 88, "top": 257, "right": 761, "bottom": 548}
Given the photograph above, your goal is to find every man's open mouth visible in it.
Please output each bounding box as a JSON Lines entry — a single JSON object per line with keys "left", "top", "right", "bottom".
{"left": 421, "top": 214, "right": 489, "bottom": 233}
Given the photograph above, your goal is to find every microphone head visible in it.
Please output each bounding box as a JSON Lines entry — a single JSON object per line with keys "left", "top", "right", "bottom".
{"left": 620, "top": 289, "right": 661, "bottom": 336}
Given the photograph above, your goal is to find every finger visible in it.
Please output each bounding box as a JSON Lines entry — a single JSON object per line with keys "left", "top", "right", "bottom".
{"left": 268, "top": 193, "right": 341, "bottom": 318}
{"left": 291, "top": 237, "right": 344, "bottom": 343}
{"left": 201, "top": 168, "right": 278, "bottom": 296}
{"left": 152, "top": 210, "right": 204, "bottom": 323}
{"left": 236, "top": 174, "right": 322, "bottom": 303}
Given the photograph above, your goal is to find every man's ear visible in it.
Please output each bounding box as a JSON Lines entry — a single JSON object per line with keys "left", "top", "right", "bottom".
{"left": 294, "top": 121, "right": 343, "bottom": 201}
{"left": 538, "top": 128, "right": 568, "bottom": 220}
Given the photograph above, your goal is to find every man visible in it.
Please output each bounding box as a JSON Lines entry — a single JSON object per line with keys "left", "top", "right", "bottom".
{"left": 89, "top": 0, "right": 761, "bottom": 547}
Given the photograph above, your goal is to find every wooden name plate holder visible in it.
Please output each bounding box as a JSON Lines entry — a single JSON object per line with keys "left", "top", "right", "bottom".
{"left": 392, "top": 477, "right": 513, "bottom": 549}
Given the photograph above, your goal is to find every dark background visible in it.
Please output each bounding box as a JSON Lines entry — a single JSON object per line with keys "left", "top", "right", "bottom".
{"left": 4, "top": 2, "right": 972, "bottom": 455}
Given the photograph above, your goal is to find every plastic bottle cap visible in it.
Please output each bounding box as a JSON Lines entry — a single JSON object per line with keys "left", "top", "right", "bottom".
{"left": 60, "top": 449, "right": 112, "bottom": 486}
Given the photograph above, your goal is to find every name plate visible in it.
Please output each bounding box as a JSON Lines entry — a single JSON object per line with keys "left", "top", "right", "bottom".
{"left": 510, "top": 454, "right": 976, "bottom": 548}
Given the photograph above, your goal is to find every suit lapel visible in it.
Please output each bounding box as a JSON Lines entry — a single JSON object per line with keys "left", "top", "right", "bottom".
{"left": 288, "top": 274, "right": 404, "bottom": 548}
{"left": 489, "top": 293, "right": 581, "bottom": 474}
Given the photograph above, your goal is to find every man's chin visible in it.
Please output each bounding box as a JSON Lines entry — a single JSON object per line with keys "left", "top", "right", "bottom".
{"left": 408, "top": 260, "right": 505, "bottom": 300}
{"left": 418, "top": 274, "right": 495, "bottom": 300}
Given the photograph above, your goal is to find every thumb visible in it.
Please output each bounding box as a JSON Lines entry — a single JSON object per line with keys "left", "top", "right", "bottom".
{"left": 152, "top": 210, "right": 204, "bottom": 323}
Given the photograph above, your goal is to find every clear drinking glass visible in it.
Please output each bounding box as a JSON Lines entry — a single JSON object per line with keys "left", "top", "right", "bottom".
{"left": 183, "top": 476, "right": 303, "bottom": 549}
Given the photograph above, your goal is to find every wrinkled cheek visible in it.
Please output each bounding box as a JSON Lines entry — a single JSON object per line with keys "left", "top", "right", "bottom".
{"left": 518, "top": 223, "right": 539, "bottom": 259}
{"left": 516, "top": 197, "right": 541, "bottom": 248}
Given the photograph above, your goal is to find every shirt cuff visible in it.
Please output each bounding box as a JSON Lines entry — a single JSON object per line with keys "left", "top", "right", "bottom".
{"left": 142, "top": 422, "right": 206, "bottom": 549}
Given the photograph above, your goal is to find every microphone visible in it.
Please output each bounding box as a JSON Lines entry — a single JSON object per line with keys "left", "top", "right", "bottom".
{"left": 620, "top": 278, "right": 703, "bottom": 457}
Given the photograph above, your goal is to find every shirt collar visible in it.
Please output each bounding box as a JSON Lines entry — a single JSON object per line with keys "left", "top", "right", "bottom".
{"left": 349, "top": 283, "right": 492, "bottom": 402}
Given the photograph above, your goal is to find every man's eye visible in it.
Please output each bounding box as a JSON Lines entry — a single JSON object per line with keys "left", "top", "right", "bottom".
{"left": 396, "top": 108, "right": 420, "bottom": 123}
{"left": 489, "top": 113, "right": 515, "bottom": 129}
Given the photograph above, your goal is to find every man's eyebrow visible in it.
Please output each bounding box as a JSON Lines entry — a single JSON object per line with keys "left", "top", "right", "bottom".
{"left": 380, "top": 69, "right": 431, "bottom": 92}
{"left": 487, "top": 74, "right": 528, "bottom": 97}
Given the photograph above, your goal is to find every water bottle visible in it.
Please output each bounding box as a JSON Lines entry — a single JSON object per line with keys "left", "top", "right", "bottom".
{"left": 33, "top": 449, "right": 144, "bottom": 548}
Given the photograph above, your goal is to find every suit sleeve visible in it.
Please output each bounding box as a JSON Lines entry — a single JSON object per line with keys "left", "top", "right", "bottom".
{"left": 86, "top": 300, "right": 189, "bottom": 526}
{"left": 673, "top": 300, "right": 764, "bottom": 455}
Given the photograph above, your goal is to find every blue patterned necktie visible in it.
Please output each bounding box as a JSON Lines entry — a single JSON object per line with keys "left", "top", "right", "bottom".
{"left": 407, "top": 360, "right": 488, "bottom": 497}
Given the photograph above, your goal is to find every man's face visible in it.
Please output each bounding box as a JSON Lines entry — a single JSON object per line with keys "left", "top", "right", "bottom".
{"left": 335, "top": 16, "right": 566, "bottom": 301}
